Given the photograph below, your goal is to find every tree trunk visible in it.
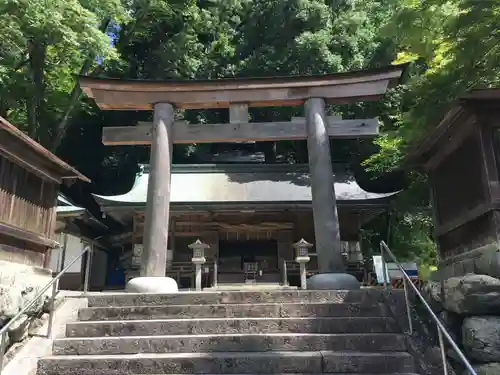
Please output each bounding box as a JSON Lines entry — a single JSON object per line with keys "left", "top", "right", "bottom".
{"left": 50, "top": 18, "right": 111, "bottom": 152}
{"left": 26, "top": 40, "right": 47, "bottom": 143}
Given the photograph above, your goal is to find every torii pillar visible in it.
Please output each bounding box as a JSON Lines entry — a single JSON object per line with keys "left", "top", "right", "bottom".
{"left": 141, "top": 103, "right": 174, "bottom": 277}
{"left": 305, "top": 98, "right": 360, "bottom": 290}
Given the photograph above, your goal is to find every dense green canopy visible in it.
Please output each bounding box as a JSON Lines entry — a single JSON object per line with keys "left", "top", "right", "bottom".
{"left": 1, "top": 0, "right": 499, "bottom": 271}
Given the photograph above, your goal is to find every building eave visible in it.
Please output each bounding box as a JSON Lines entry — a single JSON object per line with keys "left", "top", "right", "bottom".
{"left": 0, "top": 116, "right": 90, "bottom": 182}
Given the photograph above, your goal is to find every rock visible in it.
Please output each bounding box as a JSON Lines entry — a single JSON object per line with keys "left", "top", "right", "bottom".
{"left": 8, "top": 314, "right": 29, "bottom": 343}
{"left": 462, "top": 316, "right": 500, "bottom": 362}
{"left": 474, "top": 245, "right": 500, "bottom": 279}
{"left": 42, "top": 293, "right": 63, "bottom": 313}
{"left": 20, "top": 286, "right": 44, "bottom": 316}
{"left": 0, "top": 284, "right": 22, "bottom": 318}
{"left": 469, "top": 363, "right": 500, "bottom": 375}
{"left": 0, "top": 331, "right": 10, "bottom": 352}
{"left": 423, "top": 280, "right": 444, "bottom": 312}
{"left": 443, "top": 274, "right": 500, "bottom": 315}
{"left": 307, "top": 273, "right": 360, "bottom": 290}
{"left": 126, "top": 277, "right": 178, "bottom": 293}
{"left": 439, "top": 310, "right": 463, "bottom": 343}
{"left": 28, "top": 313, "right": 48, "bottom": 335}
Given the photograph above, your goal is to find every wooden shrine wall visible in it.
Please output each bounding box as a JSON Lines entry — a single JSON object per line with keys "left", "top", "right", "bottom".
{"left": 431, "top": 133, "right": 491, "bottom": 259}
{"left": 129, "top": 208, "right": 363, "bottom": 274}
{"left": 425, "top": 108, "right": 500, "bottom": 280}
{"left": 432, "top": 136, "right": 486, "bottom": 227}
{"left": 0, "top": 154, "right": 58, "bottom": 267}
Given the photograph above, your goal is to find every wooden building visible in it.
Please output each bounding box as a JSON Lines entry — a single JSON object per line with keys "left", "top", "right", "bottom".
{"left": 0, "top": 116, "right": 89, "bottom": 289}
{"left": 94, "top": 162, "right": 397, "bottom": 287}
{"left": 408, "top": 88, "right": 500, "bottom": 279}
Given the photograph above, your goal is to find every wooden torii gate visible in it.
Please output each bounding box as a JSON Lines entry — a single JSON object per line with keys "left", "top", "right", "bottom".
{"left": 79, "top": 66, "right": 405, "bottom": 284}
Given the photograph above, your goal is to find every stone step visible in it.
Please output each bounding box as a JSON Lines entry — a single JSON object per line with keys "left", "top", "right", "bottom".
{"left": 42, "top": 374, "right": 418, "bottom": 375}
{"left": 66, "top": 317, "right": 399, "bottom": 337}
{"left": 53, "top": 333, "right": 407, "bottom": 355}
{"left": 204, "top": 283, "right": 297, "bottom": 291}
{"left": 86, "top": 289, "right": 386, "bottom": 307}
{"left": 37, "top": 351, "right": 415, "bottom": 374}
{"left": 78, "top": 302, "right": 386, "bottom": 321}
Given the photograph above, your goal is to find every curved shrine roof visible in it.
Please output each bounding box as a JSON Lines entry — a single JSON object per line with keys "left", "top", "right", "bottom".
{"left": 56, "top": 195, "right": 85, "bottom": 216}
{"left": 93, "top": 164, "right": 398, "bottom": 208}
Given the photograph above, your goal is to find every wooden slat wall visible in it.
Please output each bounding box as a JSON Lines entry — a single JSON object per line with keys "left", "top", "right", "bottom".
{"left": 0, "top": 154, "right": 58, "bottom": 238}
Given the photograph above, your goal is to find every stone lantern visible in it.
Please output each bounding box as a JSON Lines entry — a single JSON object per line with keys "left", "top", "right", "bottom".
{"left": 293, "top": 238, "right": 313, "bottom": 290}
{"left": 189, "top": 239, "right": 209, "bottom": 291}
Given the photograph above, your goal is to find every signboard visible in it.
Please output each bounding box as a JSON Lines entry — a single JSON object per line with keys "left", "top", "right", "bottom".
{"left": 132, "top": 244, "right": 143, "bottom": 268}
{"left": 372, "top": 256, "right": 419, "bottom": 284}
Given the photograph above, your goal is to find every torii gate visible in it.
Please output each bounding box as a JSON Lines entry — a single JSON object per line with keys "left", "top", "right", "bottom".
{"left": 79, "top": 65, "right": 405, "bottom": 289}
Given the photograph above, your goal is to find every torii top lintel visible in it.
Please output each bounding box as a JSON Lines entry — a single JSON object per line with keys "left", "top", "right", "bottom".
{"left": 79, "top": 65, "right": 406, "bottom": 111}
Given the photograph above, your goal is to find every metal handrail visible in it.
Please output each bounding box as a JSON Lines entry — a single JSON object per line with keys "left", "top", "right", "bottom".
{"left": 379, "top": 241, "right": 477, "bottom": 375}
{"left": 0, "top": 245, "right": 92, "bottom": 370}
{"left": 282, "top": 259, "right": 288, "bottom": 286}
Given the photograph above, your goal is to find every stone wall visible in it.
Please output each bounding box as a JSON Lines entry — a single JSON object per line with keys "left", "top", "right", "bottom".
{"left": 424, "top": 274, "right": 500, "bottom": 375}
{"left": 0, "top": 259, "right": 54, "bottom": 351}
{"left": 433, "top": 243, "right": 500, "bottom": 280}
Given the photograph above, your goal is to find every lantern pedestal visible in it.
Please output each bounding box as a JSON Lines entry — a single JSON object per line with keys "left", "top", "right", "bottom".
{"left": 295, "top": 257, "right": 310, "bottom": 290}
{"left": 189, "top": 239, "right": 209, "bottom": 291}
{"left": 293, "top": 239, "right": 313, "bottom": 290}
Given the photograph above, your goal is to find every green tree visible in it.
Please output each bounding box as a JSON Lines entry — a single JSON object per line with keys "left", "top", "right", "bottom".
{"left": 0, "top": 0, "right": 129, "bottom": 146}
{"left": 363, "top": 0, "right": 500, "bottom": 269}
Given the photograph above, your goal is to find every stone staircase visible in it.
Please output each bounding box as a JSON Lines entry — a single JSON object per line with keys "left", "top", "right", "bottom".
{"left": 37, "top": 290, "right": 419, "bottom": 375}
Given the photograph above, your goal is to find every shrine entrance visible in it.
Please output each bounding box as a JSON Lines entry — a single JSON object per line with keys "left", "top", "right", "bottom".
{"left": 218, "top": 240, "right": 279, "bottom": 284}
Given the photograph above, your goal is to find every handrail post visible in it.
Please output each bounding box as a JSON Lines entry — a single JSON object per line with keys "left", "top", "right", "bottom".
{"left": 283, "top": 260, "right": 288, "bottom": 287}
{"left": 403, "top": 277, "right": 413, "bottom": 335}
{"left": 380, "top": 242, "right": 388, "bottom": 289}
{"left": 83, "top": 246, "right": 92, "bottom": 294}
{"left": 46, "top": 279, "right": 58, "bottom": 338}
{"left": 0, "top": 331, "right": 7, "bottom": 370}
{"left": 438, "top": 329, "right": 448, "bottom": 375}
{"left": 213, "top": 260, "right": 218, "bottom": 288}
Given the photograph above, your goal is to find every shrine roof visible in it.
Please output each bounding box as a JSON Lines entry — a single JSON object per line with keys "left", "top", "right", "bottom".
{"left": 406, "top": 88, "right": 500, "bottom": 166}
{"left": 93, "top": 164, "right": 398, "bottom": 208}
{"left": 56, "top": 194, "right": 85, "bottom": 216}
{"left": 79, "top": 65, "right": 406, "bottom": 110}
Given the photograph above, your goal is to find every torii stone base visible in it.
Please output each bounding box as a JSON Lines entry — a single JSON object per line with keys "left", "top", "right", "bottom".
{"left": 307, "top": 273, "right": 360, "bottom": 290}
{"left": 126, "top": 277, "right": 179, "bottom": 293}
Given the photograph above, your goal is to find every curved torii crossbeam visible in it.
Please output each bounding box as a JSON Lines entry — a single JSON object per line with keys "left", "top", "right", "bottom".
{"left": 79, "top": 65, "right": 405, "bottom": 110}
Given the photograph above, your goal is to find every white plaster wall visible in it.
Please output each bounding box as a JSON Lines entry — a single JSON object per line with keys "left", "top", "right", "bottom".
{"left": 50, "top": 233, "right": 84, "bottom": 273}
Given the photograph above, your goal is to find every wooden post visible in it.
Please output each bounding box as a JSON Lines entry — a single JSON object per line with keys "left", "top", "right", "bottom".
{"left": 141, "top": 103, "right": 174, "bottom": 277}
{"left": 305, "top": 98, "right": 345, "bottom": 273}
